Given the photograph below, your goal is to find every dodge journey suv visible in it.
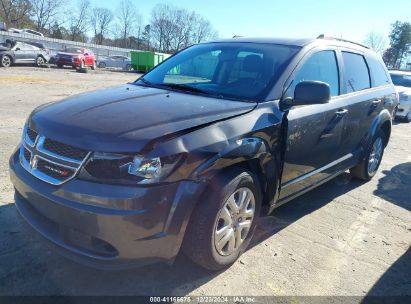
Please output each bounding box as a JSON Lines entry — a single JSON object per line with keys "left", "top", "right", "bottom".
{"left": 9, "top": 36, "right": 397, "bottom": 270}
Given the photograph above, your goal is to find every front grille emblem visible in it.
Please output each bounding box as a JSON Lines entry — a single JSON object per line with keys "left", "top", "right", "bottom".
{"left": 29, "top": 155, "right": 38, "bottom": 169}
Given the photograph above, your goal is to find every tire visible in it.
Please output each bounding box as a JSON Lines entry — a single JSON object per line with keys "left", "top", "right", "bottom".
{"left": 406, "top": 112, "right": 411, "bottom": 123}
{"left": 35, "top": 56, "right": 45, "bottom": 67}
{"left": 350, "top": 129, "right": 386, "bottom": 181}
{"left": 125, "top": 64, "right": 132, "bottom": 71}
{"left": 57, "top": 64, "right": 63, "bottom": 68}
{"left": 80, "top": 60, "right": 85, "bottom": 69}
{"left": 98, "top": 62, "right": 106, "bottom": 68}
{"left": 0, "top": 55, "right": 12, "bottom": 67}
{"left": 91, "top": 61, "right": 96, "bottom": 70}
{"left": 183, "top": 168, "right": 262, "bottom": 271}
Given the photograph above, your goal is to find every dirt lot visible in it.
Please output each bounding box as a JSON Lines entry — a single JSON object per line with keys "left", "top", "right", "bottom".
{"left": 0, "top": 66, "right": 410, "bottom": 297}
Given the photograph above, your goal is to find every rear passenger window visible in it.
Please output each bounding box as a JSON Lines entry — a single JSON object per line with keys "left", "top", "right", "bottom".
{"left": 342, "top": 52, "right": 370, "bottom": 93}
{"left": 292, "top": 50, "right": 339, "bottom": 97}
{"left": 367, "top": 57, "right": 390, "bottom": 87}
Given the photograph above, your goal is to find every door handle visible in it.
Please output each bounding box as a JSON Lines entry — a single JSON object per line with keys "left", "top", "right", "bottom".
{"left": 372, "top": 99, "right": 382, "bottom": 105}
{"left": 336, "top": 109, "right": 348, "bottom": 116}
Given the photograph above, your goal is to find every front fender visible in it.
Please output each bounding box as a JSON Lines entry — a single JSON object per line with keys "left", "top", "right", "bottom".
{"left": 192, "top": 137, "right": 269, "bottom": 178}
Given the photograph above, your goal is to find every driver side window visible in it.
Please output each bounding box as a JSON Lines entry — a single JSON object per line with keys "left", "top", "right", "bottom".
{"left": 288, "top": 50, "right": 340, "bottom": 98}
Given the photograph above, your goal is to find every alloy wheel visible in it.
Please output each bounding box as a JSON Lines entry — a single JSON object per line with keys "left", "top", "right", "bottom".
{"left": 368, "top": 137, "right": 383, "bottom": 175}
{"left": 214, "top": 187, "right": 255, "bottom": 256}
{"left": 2, "top": 56, "right": 11, "bottom": 67}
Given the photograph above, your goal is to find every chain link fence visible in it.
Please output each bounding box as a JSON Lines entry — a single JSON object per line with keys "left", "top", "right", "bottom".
{"left": 0, "top": 31, "right": 142, "bottom": 59}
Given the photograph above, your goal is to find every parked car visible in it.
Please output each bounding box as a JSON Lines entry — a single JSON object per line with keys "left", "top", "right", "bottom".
{"left": 0, "top": 21, "right": 7, "bottom": 32}
{"left": 389, "top": 70, "right": 411, "bottom": 122}
{"left": 0, "top": 40, "right": 50, "bottom": 67}
{"left": 8, "top": 28, "right": 22, "bottom": 34}
{"left": 9, "top": 36, "right": 397, "bottom": 270}
{"left": 21, "top": 28, "right": 44, "bottom": 37}
{"left": 55, "top": 47, "right": 96, "bottom": 70}
{"left": 97, "top": 55, "right": 133, "bottom": 70}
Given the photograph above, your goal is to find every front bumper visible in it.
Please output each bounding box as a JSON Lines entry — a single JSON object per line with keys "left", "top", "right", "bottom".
{"left": 9, "top": 149, "right": 206, "bottom": 269}
{"left": 56, "top": 59, "right": 77, "bottom": 67}
{"left": 395, "top": 100, "right": 411, "bottom": 118}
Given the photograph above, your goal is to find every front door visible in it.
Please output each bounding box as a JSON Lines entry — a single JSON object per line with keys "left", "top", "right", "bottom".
{"left": 279, "top": 49, "right": 350, "bottom": 200}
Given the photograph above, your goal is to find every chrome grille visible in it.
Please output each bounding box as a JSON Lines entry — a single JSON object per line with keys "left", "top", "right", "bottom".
{"left": 20, "top": 125, "right": 91, "bottom": 185}
{"left": 43, "top": 138, "right": 88, "bottom": 161}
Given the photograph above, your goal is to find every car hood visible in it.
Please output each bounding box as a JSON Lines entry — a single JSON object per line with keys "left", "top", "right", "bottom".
{"left": 29, "top": 84, "right": 256, "bottom": 153}
{"left": 57, "top": 52, "right": 82, "bottom": 57}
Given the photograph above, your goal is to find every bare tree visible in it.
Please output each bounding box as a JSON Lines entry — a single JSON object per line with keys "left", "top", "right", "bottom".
{"left": 116, "top": 0, "right": 141, "bottom": 48}
{"left": 192, "top": 15, "right": 217, "bottom": 44}
{"left": 31, "top": 0, "right": 62, "bottom": 33}
{"left": 364, "top": 32, "right": 387, "bottom": 54}
{"left": 91, "top": 7, "right": 113, "bottom": 44}
{"left": 150, "top": 4, "right": 217, "bottom": 53}
{"left": 68, "top": 0, "right": 90, "bottom": 42}
{"left": 0, "top": 0, "right": 32, "bottom": 28}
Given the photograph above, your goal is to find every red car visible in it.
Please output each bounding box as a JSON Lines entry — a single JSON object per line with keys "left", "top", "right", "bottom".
{"left": 55, "top": 47, "right": 96, "bottom": 70}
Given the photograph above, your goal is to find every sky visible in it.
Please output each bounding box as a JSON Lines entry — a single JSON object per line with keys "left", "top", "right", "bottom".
{"left": 89, "top": 0, "right": 411, "bottom": 44}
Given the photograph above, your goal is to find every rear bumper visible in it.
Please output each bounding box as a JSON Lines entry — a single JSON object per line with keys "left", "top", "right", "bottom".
{"left": 9, "top": 149, "right": 206, "bottom": 269}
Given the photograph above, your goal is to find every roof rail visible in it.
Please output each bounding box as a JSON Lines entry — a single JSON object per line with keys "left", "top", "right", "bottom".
{"left": 316, "top": 34, "right": 369, "bottom": 49}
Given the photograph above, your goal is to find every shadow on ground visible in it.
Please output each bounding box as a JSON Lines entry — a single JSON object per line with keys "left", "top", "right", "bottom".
{"left": 0, "top": 172, "right": 366, "bottom": 296}
{"left": 373, "top": 162, "right": 411, "bottom": 211}
{"left": 2, "top": 169, "right": 409, "bottom": 296}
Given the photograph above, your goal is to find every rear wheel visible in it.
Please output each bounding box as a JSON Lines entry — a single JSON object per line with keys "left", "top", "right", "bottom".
{"left": 406, "top": 112, "right": 411, "bottom": 123}
{"left": 350, "top": 129, "right": 386, "bottom": 181}
{"left": 125, "top": 64, "right": 132, "bottom": 71}
{"left": 183, "top": 169, "right": 261, "bottom": 270}
{"left": 98, "top": 62, "right": 106, "bottom": 68}
{"left": 57, "top": 64, "right": 63, "bottom": 68}
{"left": 0, "top": 55, "right": 12, "bottom": 67}
{"left": 91, "top": 61, "right": 96, "bottom": 70}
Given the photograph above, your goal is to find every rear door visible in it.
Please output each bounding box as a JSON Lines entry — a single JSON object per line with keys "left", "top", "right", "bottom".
{"left": 12, "top": 42, "right": 26, "bottom": 63}
{"left": 279, "top": 48, "right": 350, "bottom": 200}
{"left": 337, "top": 50, "right": 392, "bottom": 158}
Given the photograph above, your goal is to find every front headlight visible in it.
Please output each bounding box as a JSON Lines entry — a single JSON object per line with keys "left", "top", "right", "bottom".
{"left": 79, "top": 152, "right": 182, "bottom": 185}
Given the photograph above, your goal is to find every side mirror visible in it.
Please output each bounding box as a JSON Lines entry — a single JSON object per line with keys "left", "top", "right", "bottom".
{"left": 280, "top": 81, "right": 331, "bottom": 110}
{"left": 15, "top": 47, "right": 20, "bottom": 51}
{"left": 84, "top": 53, "right": 89, "bottom": 56}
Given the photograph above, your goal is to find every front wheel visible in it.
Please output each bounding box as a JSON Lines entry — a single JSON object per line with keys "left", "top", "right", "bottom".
{"left": 406, "top": 112, "right": 411, "bottom": 123}
{"left": 0, "top": 55, "right": 12, "bottom": 67}
{"left": 91, "top": 61, "right": 96, "bottom": 70}
{"left": 350, "top": 129, "right": 386, "bottom": 180}
{"left": 35, "top": 56, "right": 45, "bottom": 67}
{"left": 183, "top": 169, "right": 261, "bottom": 270}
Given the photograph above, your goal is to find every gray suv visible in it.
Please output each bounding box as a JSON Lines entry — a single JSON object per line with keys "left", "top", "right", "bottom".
{"left": 9, "top": 36, "right": 397, "bottom": 270}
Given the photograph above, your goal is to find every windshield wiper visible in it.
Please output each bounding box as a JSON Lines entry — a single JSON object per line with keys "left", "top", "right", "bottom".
{"left": 160, "top": 83, "right": 209, "bottom": 94}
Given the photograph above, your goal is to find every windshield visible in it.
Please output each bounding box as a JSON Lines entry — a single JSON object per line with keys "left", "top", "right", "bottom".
{"left": 137, "top": 42, "right": 300, "bottom": 101}
{"left": 390, "top": 73, "right": 411, "bottom": 88}
{"left": 65, "top": 48, "right": 83, "bottom": 54}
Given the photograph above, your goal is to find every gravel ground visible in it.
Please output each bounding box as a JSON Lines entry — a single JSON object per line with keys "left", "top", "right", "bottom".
{"left": 0, "top": 66, "right": 410, "bottom": 297}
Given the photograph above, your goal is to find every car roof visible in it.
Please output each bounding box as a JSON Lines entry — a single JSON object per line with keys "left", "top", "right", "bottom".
{"left": 207, "top": 37, "right": 313, "bottom": 47}
{"left": 205, "top": 36, "right": 372, "bottom": 52}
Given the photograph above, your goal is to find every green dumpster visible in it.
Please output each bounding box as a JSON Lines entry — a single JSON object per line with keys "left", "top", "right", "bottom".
{"left": 130, "top": 51, "right": 167, "bottom": 72}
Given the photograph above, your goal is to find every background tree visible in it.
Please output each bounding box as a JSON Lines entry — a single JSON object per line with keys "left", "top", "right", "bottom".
{"left": 364, "top": 31, "right": 387, "bottom": 54}
{"left": 383, "top": 21, "right": 411, "bottom": 68}
{"left": 90, "top": 7, "right": 113, "bottom": 44}
{"left": 116, "top": 0, "right": 141, "bottom": 48}
{"left": 30, "top": 0, "right": 62, "bottom": 33}
{"left": 0, "top": 0, "right": 33, "bottom": 28}
{"left": 68, "top": 0, "right": 90, "bottom": 42}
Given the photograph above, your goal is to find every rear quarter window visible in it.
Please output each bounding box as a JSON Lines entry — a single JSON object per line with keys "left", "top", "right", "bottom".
{"left": 342, "top": 52, "right": 371, "bottom": 93}
{"left": 367, "top": 56, "right": 390, "bottom": 87}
